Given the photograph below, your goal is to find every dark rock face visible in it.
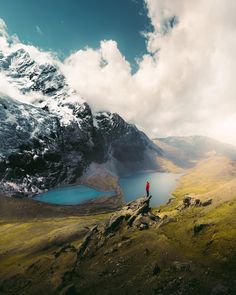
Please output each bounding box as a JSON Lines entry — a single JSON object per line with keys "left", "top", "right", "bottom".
{"left": 0, "top": 48, "right": 162, "bottom": 196}
{"left": 202, "top": 199, "right": 213, "bottom": 206}
{"left": 93, "top": 112, "right": 161, "bottom": 174}
{"left": 0, "top": 97, "right": 65, "bottom": 196}
{"left": 76, "top": 196, "right": 160, "bottom": 260}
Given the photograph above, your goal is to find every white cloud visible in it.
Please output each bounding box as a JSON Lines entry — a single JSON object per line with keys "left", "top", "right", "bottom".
{"left": 1, "top": 0, "right": 236, "bottom": 146}
{"left": 0, "top": 72, "right": 20, "bottom": 98}
{"left": 61, "top": 0, "right": 236, "bottom": 145}
{"left": 0, "top": 18, "right": 8, "bottom": 37}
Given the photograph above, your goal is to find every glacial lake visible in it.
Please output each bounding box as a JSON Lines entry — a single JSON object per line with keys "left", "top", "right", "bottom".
{"left": 35, "top": 172, "right": 181, "bottom": 206}
{"left": 119, "top": 172, "right": 181, "bottom": 206}
{"left": 35, "top": 185, "right": 115, "bottom": 205}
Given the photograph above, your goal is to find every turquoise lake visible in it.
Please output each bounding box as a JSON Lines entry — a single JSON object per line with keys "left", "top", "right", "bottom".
{"left": 119, "top": 172, "right": 180, "bottom": 206}
{"left": 34, "top": 185, "right": 115, "bottom": 205}
{"left": 35, "top": 172, "right": 181, "bottom": 206}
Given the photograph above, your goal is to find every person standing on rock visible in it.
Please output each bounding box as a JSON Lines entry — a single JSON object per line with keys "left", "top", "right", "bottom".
{"left": 146, "top": 181, "right": 150, "bottom": 197}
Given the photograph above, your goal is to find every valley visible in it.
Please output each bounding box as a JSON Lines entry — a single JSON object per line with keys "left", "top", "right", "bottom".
{"left": 0, "top": 44, "right": 235, "bottom": 295}
{"left": 0, "top": 154, "right": 235, "bottom": 295}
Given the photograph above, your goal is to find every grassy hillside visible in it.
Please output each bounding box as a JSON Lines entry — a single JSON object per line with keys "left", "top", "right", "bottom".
{"left": 0, "top": 155, "right": 236, "bottom": 294}
{"left": 71, "top": 155, "right": 236, "bottom": 294}
{"left": 172, "top": 154, "right": 236, "bottom": 202}
{"left": 0, "top": 212, "right": 111, "bottom": 289}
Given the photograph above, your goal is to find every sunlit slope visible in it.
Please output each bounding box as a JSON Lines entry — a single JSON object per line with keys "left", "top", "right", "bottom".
{"left": 173, "top": 155, "right": 236, "bottom": 200}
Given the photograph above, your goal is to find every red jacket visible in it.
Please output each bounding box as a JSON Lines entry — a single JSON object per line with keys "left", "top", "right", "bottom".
{"left": 146, "top": 182, "right": 150, "bottom": 191}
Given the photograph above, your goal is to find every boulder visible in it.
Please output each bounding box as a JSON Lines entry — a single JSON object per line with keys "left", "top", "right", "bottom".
{"left": 194, "top": 199, "right": 201, "bottom": 206}
{"left": 167, "top": 197, "right": 175, "bottom": 204}
{"left": 139, "top": 223, "right": 149, "bottom": 230}
{"left": 177, "top": 195, "right": 195, "bottom": 210}
{"left": 202, "top": 199, "right": 213, "bottom": 206}
{"left": 183, "top": 196, "right": 192, "bottom": 207}
{"left": 172, "top": 261, "right": 191, "bottom": 272}
{"left": 178, "top": 196, "right": 213, "bottom": 210}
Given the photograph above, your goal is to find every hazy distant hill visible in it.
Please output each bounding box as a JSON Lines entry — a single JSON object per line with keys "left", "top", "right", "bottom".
{"left": 154, "top": 135, "right": 236, "bottom": 169}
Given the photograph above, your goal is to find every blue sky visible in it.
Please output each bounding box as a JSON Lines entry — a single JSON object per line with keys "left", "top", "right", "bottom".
{"left": 0, "top": 0, "right": 151, "bottom": 66}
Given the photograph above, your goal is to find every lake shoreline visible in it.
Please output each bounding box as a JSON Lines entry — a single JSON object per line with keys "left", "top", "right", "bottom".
{"left": 33, "top": 171, "right": 182, "bottom": 208}
{"left": 1, "top": 170, "right": 183, "bottom": 220}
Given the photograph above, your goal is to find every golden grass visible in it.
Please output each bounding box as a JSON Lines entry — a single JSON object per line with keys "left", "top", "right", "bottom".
{"left": 156, "top": 156, "right": 185, "bottom": 173}
{"left": 173, "top": 155, "right": 236, "bottom": 199}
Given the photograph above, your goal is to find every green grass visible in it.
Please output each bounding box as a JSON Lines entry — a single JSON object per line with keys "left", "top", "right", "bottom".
{"left": 0, "top": 154, "right": 236, "bottom": 294}
{"left": 0, "top": 213, "right": 111, "bottom": 279}
{"left": 173, "top": 155, "right": 236, "bottom": 199}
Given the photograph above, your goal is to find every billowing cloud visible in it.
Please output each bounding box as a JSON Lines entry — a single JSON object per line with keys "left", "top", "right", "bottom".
{"left": 61, "top": 0, "right": 236, "bottom": 144}
{"left": 0, "top": 18, "right": 8, "bottom": 36}
{"left": 1, "top": 0, "right": 236, "bottom": 145}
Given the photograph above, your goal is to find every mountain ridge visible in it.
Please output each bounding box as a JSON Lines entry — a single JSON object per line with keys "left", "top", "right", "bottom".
{"left": 0, "top": 47, "right": 161, "bottom": 197}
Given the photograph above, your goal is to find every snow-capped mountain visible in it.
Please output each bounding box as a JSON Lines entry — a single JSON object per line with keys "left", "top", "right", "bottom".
{"left": 0, "top": 48, "right": 161, "bottom": 197}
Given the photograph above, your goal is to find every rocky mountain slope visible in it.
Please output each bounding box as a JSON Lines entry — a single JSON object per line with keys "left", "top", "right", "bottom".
{"left": 0, "top": 48, "right": 161, "bottom": 197}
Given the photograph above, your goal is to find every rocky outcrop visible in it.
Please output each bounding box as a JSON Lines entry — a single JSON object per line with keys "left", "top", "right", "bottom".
{"left": 177, "top": 195, "right": 213, "bottom": 210}
{"left": 105, "top": 196, "right": 160, "bottom": 233}
{"left": 76, "top": 196, "right": 160, "bottom": 261}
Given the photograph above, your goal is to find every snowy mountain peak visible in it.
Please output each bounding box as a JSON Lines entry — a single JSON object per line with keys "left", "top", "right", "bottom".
{"left": 0, "top": 47, "right": 65, "bottom": 95}
{"left": 0, "top": 46, "right": 160, "bottom": 196}
{"left": 0, "top": 47, "right": 87, "bottom": 126}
